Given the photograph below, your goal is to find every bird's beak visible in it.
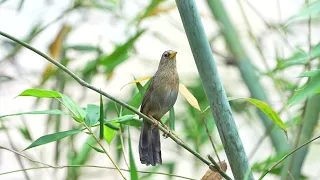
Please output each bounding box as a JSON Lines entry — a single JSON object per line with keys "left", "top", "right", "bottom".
{"left": 169, "top": 51, "right": 177, "bottom": 59}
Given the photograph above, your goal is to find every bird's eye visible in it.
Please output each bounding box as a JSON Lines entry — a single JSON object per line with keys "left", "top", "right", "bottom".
{"left": 163, "top": 52, "right": 169, "bottom": 58}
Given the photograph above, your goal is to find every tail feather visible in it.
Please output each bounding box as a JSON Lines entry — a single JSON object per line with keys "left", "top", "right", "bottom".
{"left": 139, "top": 121, "right": 162, "bottom": 166}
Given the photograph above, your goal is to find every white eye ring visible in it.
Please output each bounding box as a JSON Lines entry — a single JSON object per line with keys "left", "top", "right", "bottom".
{"left": 164, "top": 52, "right": 169, "bottom": 58}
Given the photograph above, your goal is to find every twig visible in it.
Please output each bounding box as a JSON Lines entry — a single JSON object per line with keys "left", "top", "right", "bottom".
{"left": 200, "top": 112, "right": 221, "bottom": 164}
{"left": 0, "top": 122, "right": 31, "bottom": 180}
{"left": 84, "top": 124, "right": 126, "bottom": 179}
{"left": 258, "top": 135, "right": 320, "bottom": 179}
{"left": 0, "top": 146, "right": 194, "bottom": 180}
{"left": 0, "top": 31, "right": 230, "bottom": 178}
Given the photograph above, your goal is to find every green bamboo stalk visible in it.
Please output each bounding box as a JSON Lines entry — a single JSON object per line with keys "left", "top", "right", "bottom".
{"left": 206, "top": 0, "right": 290, "bottom": 153}
{"left": 175, "top": 1, "right": 253, "bottom": 179}
{"left": 284, "top": 95, "right": 320, "bottom": 179}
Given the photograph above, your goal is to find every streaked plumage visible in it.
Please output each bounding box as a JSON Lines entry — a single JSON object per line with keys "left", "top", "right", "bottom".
{"left": 139, "top": 50, "right": 179, "bottom": 166}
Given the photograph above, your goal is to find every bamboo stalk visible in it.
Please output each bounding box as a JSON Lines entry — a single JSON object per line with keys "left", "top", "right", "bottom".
{"left": 175, "top": 0, "right": 253, "bottom": 179}
{"left": 206, "top": 0, "right": 290, "bottom": 153}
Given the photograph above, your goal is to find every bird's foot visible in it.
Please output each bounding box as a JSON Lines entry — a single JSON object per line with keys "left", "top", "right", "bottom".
{"left": 151, "top": 121, "right": 159, "bottom": 129}
{"left": 162, "top": 126, "right": 171, "bottom": 139}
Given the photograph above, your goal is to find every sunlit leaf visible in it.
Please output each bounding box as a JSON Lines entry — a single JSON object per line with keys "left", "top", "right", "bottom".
{"left": 18, "top": 88, "right": 61, "bottom": 98}
{"left": 179, "top": 83, "right": 201, "bottom": 111}
{"left": 121, "top": 76, "right": 152, "bottom": 90}
{"left": 104, "top": 122, "right": 119, "bottom": 145}
{"left": 0, "top": 109, "right": 65, "bottom": 119}
{"left": 229, "top": 97, "right": 287, "bottom": 138}
{"left": 297, "top": 69, "right": 320, "bottom": 78}
{"left": 288, "top": 73, "right": 320, "bottom": 105}
{"left": 106, "top": 115, "right": 142, "bottom": 127}
{"left": 24, "top": 129, "right": 82, "bottom": 150}
{"left": 85, "top": 104, "right": 100, "bottom": 127}
{"left": 128, "top": 129, "right": 138, "bottom": 180}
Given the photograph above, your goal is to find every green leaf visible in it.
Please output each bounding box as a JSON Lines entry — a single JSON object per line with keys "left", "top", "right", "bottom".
{"left": 123, "top": 79, "right": 151, "bottom": 115}
{"left": 60, "top": 94, "right": 86, "bottom": 123}
{"left": 106, "top": 115, "right": 142, "bottom": 127}
{"left": 297, "top": 69, "right": 320, "bottom": 78}
{"left": 288, "top": 73, "right": 320, "bottom": 105}
{"left": 87, "top": 143, "right": 104, "bottom": 153}
{"left": 67, "top": 45, "right": 99, "bottom": 52}
{"left": 0, "top": 109, "right": 65, "bottom": 119}
{"left": 85, "top": 104, "right": 100, "bottom": 127}
{"left": 252, "top": 152, "right": 287, "bottom": 172}
{"left": 169, "top": 108, "right": 175, "bottom": 130}
{"left": 277, "top": 45, "right": 320, "bottom": 70}
{"left": 229, "top": 97, "right": 287, "bottom": 138}
{"left": 99, "top": 30, "right": 145, "bottom": 73}
{"left": 99, "top": 94, "right": 104, "bottom": 139}
{"left": 128, "top": 129, "right": 138, "bottom": 180}
{"left": 18, "top": 127, "right": 32, "bottom": 141}
{"left": 285, "top": 0, "right": 320, "bottom": 25}
{"left": 104, "top": 123, "right": 119, "bottom": 145}
{"left": 24, "top": 129, "right": 82, "bottom": 150}
{"left": 18, "top": 88, "right": 61, "bottom": 98}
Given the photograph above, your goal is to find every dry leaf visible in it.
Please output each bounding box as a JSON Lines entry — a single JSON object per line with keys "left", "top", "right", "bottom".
{"left": 121, "top": 76, "right": 152, "bottom": 90}
{"left": 49, "top": 24, "right": 71, "bottom": 59}
{"left": 149, "top": 4, "right": 176, "bottom": 16}
{"left": 201, "top": 161, "right": 227, "bottom": 180}
{"left": 179, "top": 83, "right": 201, "bottom": 111}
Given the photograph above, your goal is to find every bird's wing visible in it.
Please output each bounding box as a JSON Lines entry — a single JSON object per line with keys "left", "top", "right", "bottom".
{"left": 140, "top": 76, "right": 156, "bottom": 115}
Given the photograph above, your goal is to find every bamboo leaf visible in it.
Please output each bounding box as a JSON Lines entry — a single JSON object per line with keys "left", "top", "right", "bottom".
{"left": 277, "top": 45, "right": 320, "bottom": 70}
{"left": 121, "top": 76, "right": 152, "bottom": 90}
{"left": 60, "top": 94, "right": 86, "bottom": 123}
{"left": 104, "top": 123, "right": 119, "bottom": 145}
{"left": 67, "top": 45, "right": 99, "bottom": 52}
{"left": 0, "top": 109, "right": 65, "bottom": 119}
{"left": 179, "top": 83, "right": 201, "bottom": 111}
{"left": 85, "top": 104, "right": 100, "bottom": 127}
{"left": 229, "top": 97, "right": 287, "bottom": 138}
{"left": 49, "top": 24, "right": 71, "bottom": 59}
{"left": 24, "top": 129, "right": 82, "bottom": 150}
{"left": 18, "top": 88, "right": 61, "bottom": 98}
{"left": 87, "top": 143, "right": 104, "bottom": 153}
{"left": 99, "top": 94, "right": 104, "bottom": 139}
{"left": 169, "top": 108, "right": 175, "bottom": 130}
{"left": 128, "top": 129, "right": 138, "bottom": 180}
{"left": 297, "top": 69, "right": 320, "bottom": 78}
{"left": 288, "top": 73, "right": 320, "bottom": 105}
{"left": 285, "top": 0, "right": 320, "bottom": 25}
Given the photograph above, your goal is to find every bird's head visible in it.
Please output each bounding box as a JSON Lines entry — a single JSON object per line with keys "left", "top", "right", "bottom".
{"left": 158, "top": 50, "right": 177, "bottom": 69}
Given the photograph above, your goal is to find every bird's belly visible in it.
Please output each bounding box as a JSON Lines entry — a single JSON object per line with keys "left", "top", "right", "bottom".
{"left": 148, "top": 87, "right": 178, "bottom": 119}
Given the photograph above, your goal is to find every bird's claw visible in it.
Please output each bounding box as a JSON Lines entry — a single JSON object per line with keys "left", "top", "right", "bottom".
{"left": 162, "top": 127, "right": 171, "bottom": 139}
{"left": 151, "top": 121, "right": 159, "bottom": 129}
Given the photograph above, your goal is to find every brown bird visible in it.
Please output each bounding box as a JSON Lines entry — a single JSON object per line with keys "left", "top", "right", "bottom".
{"left": 139, "top": 50, "right": 179, "bottom": 166}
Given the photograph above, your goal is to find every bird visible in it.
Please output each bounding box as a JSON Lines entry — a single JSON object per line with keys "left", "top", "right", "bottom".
{"left": 139, "top": 50, "right": 179, "bottom": 166}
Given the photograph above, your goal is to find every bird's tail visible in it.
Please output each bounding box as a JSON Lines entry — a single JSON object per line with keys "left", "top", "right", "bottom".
{"left": 139, "top": 121, "right": 162, "bottom": 166}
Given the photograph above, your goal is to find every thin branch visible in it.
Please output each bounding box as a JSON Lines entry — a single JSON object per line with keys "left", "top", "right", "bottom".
{"left": 0, "top": 31, "right": 228, "bottom": 178}
{"left": 258, "top": 135, "right": 320, "bottom": 179}
{"left": 200, "top": 112, "right": 221, "bottom": 164}
{"left": 0, "top": 146, "right": 194, "bottom": 180}
{"left": 84, "top": 124, "right": 126, "bottom": 179}
{"left": 0, "top": 122, "right": 31, "bottom": 180}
